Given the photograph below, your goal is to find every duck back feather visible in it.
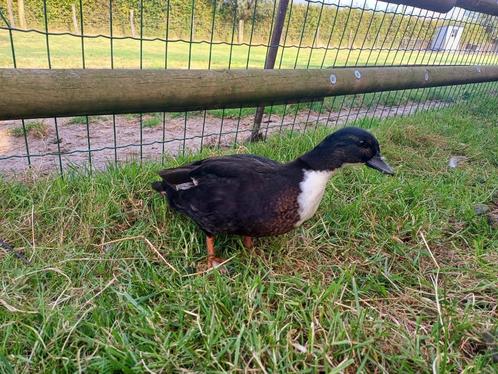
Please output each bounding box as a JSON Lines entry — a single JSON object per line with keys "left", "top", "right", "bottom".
{"left": 153, "top": 154, "right": 304, "bottom": 236}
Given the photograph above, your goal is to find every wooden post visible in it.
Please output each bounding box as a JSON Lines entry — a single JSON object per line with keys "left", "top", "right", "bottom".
{"left": 238, "top": 19, "right": 244, "bottom": 44}
{"left": 71, "top": 4, "right": 80, "bottom": 34}
{"left": 1, "top": 65, "right": 498, "bottom": 121}
{"left": 17, "top": 0, "right": 27, "bottom": 29}
{"left": 130, "top": 9, "right": 136, "bottom": 38}
{"left": 250, "top": 0, "right": 290, "bottom": 141}
{"left": 7, "top": 0, "right": 15, "bottom": 27}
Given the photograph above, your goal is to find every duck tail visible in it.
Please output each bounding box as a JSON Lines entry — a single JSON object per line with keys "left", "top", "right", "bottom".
{"left": 152, "top": 179, "right": 182, "bottom": 211}
{"left": 151, "top": 181, "right": 165, "bottom": 194}
{"left": 152, "top": 180, "right": 176, "bottom": 196}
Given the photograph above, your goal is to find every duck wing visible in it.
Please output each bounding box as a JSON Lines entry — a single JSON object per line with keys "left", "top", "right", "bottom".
{"left": 154, "top": 154, "right": 280, "bottom": 190}
{"left": 153, "top": 154, "right": 298, "bottom": 236}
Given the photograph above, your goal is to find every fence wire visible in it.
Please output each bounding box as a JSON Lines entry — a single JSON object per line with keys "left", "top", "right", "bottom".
{"left": 0, "top": 0, "right": 497, "bottom": 176}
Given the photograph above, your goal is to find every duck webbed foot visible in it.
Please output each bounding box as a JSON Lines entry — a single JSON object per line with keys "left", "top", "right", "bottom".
{"left": 242, "top": 236, "right": 253, "bottom": 249}
{"left": 206, "top": 235, "right": 227, "bottom": 272}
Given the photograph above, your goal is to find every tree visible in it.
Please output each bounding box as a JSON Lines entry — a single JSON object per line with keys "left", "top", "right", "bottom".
{"left": 71, "top": 4, "right": 80, "bottom": 34}
{"left": 464, "top": 12, "right": 498, "bottom": 50}
{"left": 130, "top": 9, "right": 136, "bottom": 38}
{"left": 6, "top": 0, "right": 15, "bottom": 27}
{"left": 17, "top": 0, "right": 27, "bottom": 29}
{"left": 481, "top": 17, "right": 498, "bottom": 43}
{"left": 212, "top": 0, "right": 258, "bottom": 44}
{"left": 236, "top": 0, "right": 256, "bottom": 44}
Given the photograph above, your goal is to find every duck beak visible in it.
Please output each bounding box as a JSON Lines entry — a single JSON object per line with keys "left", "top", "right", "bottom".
{"left": 366, "top": 154, "right": 394, "bottom": 175}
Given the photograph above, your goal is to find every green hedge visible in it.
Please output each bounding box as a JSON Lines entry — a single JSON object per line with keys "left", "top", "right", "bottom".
{"left": 0, "top": 0, "right": 492, "bottom": 47}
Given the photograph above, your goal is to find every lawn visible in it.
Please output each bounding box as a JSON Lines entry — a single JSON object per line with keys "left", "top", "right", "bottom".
{"left": 0, "top": 95, "right": 497, "bottom": 372}
{"left": 2, "top": 30, "right": 498, "bottom": 69}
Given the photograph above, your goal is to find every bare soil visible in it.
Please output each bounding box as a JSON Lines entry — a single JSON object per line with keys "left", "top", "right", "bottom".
{"left": 0, "top": 100, "right": 447, "bottom": 178}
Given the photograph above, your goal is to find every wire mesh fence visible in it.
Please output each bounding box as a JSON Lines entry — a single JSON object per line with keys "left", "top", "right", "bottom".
{"left": 0, "top": 0, "right": 497, "bottom": 176}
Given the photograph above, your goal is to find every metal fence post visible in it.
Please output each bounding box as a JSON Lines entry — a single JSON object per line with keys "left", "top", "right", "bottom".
{"left": 250, "top": 0, "right": 290, "bottom": 142}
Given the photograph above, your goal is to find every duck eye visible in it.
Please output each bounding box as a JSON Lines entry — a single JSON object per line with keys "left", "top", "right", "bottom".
{"left": 358, "top": 140, "right": 366, "bottom": 146}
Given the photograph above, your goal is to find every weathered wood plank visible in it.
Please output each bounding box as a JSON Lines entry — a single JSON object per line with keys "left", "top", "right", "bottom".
{"left": 1, "top": 65, "right": 498, "bottom": 120}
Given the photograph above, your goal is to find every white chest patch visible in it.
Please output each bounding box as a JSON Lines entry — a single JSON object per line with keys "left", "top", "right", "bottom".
{"left": 295, "top": 170, "right": 333, "bottom": 227}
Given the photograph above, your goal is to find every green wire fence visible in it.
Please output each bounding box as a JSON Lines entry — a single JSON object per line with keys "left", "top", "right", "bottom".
{"left": 0, "top": 0, "right": 497, "bottom": 176}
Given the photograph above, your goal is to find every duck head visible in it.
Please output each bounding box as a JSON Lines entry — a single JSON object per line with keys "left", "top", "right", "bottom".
{"left": 299, "top": 127, "right": 394, "bottom": 174}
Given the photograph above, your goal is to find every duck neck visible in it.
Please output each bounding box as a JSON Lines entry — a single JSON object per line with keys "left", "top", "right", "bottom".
{"left": 296, "top": 145, "right": 344, "bottom": 172}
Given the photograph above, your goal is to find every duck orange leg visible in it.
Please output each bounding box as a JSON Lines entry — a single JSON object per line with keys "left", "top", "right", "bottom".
{"left": 242, "top": 236, "right": 253, "bottom": 249}
{"left": 206, "top": 235, "right": 226, "bottom": 269}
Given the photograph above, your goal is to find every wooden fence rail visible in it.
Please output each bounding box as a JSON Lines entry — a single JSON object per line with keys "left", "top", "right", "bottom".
{"left": 1, "top": 65, "right": 498, "bottom": 121}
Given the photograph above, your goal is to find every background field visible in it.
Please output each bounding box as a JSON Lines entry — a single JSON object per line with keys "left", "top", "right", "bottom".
{"left": 2, "top": 31, "right": 498, "bottom": 69}
{"left": 1, "top": 96, "right": 497, "bottom": 372}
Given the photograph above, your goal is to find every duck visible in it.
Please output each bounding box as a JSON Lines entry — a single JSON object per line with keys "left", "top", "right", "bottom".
{"left": 152, "top": 127, "right": 394, "bottom": 270}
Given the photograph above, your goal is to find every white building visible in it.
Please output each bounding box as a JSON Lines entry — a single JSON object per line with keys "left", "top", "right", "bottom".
{"left": 430, "top": 26, "right": 464, "bottom": 51}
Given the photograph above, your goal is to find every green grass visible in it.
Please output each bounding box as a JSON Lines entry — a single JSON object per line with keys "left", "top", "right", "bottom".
{"left": 143, "top": 114, "right": 162, "bottom": 128}
{"left": 8, "top": 121, "right": 48, "bottom": 138}
{"left": 67, "top": 116, "right": 88, "bottom": 125}
{"left": 1, "top": 97, "right": 498, "bottom": 372}
{"left": 67, "top": 115, "right": 105, "bottom": 125}
{"left": 2, "top": 31, "right": 498, "bottom": 69}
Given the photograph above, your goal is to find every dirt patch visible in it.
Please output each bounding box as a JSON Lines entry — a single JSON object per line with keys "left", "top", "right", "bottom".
{"left": 0, "top": 100, "right": 448, "bottom": 178}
